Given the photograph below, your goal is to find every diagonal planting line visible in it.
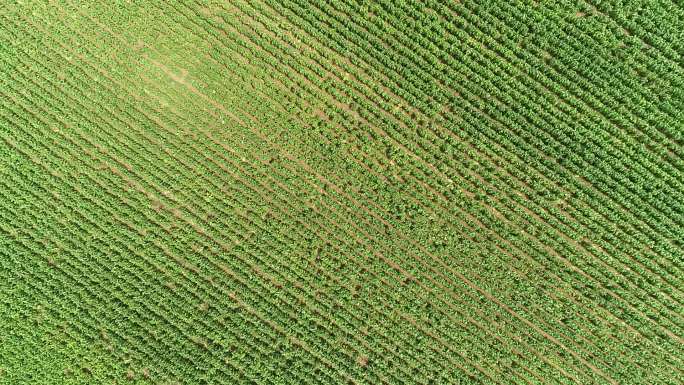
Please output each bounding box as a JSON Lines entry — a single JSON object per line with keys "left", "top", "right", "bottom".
{"left": 0, "top": 17, "right": 512, "bottom": 380}
{"left": 66, "top": 4, "right": 621, "bottom": 384}
{"left": 1, "top": 13, "right": 528, "bottom": 382}
{"left": 16, "top": 3, "right": 560, "bottom": 380}
{"left": 146, "top": 1, "right": 684, "bottom": 378}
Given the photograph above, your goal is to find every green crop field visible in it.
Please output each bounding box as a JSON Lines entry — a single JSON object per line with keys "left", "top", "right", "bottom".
{"left": 1, "top": 0, "right": 683, "bottom": 384}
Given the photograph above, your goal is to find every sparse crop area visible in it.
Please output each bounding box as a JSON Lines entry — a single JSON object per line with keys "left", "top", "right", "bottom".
{"left": 1, "top": 1, "right": 683, "bottom": 384}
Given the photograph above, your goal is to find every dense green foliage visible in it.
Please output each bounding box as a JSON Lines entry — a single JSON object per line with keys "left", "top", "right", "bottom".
{"left": 1, "top": 0, "right": 682, "bottom": 384}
